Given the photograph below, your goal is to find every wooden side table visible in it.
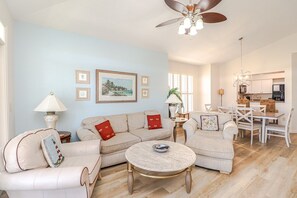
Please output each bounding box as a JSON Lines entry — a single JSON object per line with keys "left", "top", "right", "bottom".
{"left": 173, "top": 117, "right": 188, "bottom": 142}
{"left": 58, "top": 131, "right": 71, "bottom": 143}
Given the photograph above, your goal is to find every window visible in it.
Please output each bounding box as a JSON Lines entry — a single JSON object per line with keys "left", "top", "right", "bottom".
{"left": 168, "top": 73, "right": 194, "bottom": 112}
{"left": 0, "top": 21, "right": 8, "bottom": 147}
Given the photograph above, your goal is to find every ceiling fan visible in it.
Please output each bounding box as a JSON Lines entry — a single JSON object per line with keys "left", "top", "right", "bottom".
{"left": 156, "top": 0, "right": 227, "bottom": 36}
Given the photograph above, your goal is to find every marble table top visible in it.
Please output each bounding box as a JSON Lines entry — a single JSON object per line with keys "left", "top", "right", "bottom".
{"left": 125, "top": 141, "right": 196, "bottom": 172}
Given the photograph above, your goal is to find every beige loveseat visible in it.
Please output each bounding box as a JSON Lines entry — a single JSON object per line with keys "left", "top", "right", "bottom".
{"left": 77, "top": 110, "right": 175, "bottom": 168}
{"left": 0, "top": 128, "right": 101, "bottom": 198}
{"left": 183, "top": 112, "right": 238, "bottom": 174}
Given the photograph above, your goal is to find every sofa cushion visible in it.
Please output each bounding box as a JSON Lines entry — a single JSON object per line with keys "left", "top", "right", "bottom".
{"left": 84, "top": 117, "right": 106, "bottom": 132}
{"left": 59, "top": 154, "right": 101, "bottom": 184}
{"left": 127, "top": 112, "right": 145, "bottom": 131}
{"left": 104, "top": 114, "right": 128, "bottom": 133}
{"left": 101, "top": 132, "right": 141, "bottom": 154}
{"left": 196, "top": 130, "right": 224, "bottom": 139}
{"left": 147, "top": 114, "right": 162, "bottom": 130}
{"left": 130, "top": 128, "right": 172, "bottom": 141}
{"left": 82, "top": 116, "right": 105, "bottom": 126}
{"left": 3, "top": 128, "right": 59, "bottom": 173}
{"left": 95, "top": 120, "right": 115, "bottom": 140}
{"left": 200, "top": 115, "right": 219, "bottom": 131}
{"left": 186, "top": 134, "right": 234, "bottom": 160}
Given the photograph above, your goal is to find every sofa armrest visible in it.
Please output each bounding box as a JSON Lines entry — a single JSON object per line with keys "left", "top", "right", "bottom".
{"left": 183, "top": 118, "right": 198, "bottom": 141}
{"left": 0, "top": 166, "right": 89, "bottom": 191}
{"left": 77, "top": 128, "right": 99, "bottom": 141}
{"left": 162, "top": 118, "right": 175, "bottom": 131}
{"left": 61, "top": 140, "right": 100, "bottom": 157}
{"left": 223, "top": 120, "right": 238, "bottom": 140}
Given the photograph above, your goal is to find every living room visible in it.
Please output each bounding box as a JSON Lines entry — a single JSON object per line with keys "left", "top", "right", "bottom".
{"left": 1, "top": 0, "right": 297, "bottom": 197}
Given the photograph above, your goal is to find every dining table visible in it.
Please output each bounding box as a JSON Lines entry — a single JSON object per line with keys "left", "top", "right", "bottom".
{"left": 252, "top": 112, "right": 284, "bottom": 143}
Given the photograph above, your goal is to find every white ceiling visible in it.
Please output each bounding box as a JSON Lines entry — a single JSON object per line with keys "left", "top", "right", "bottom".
{"left": 5, "top": 0, "right": 297, "bottom": 65}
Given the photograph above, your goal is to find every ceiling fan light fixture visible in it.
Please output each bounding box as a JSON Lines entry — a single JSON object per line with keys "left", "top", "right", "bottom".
{"left": 189, "top": 25, "right": 197, "bottom": 36}
{"left": 178, "top": 24, "right": 186, "bottom": 34}
{"left": 183, "top": 17, "right": 191, "bottom": 29}
{"left": 195, "top": 18, "right": 204, "bottom": 30}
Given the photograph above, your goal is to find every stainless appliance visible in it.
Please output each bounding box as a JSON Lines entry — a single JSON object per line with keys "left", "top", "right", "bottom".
{"left": 272, "top": 84, "right": 285, "bottom": 101}
{"left": 239, "top": 84, "right": 247, "bottom": 94}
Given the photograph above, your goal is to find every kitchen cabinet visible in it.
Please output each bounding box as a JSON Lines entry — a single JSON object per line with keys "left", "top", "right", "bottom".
{"left": 248, "top": 79, "right": 273, "bottom": 94}
{"left": 251, "top": 80, "right": 262, "bottom": 93}
{"left": 261, "top": 79, "right": 273, "bottom": 93}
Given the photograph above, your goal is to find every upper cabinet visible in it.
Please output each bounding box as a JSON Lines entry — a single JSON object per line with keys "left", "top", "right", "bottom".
{"left": 261, "top": 79, "right": 273, "bottom": 93}
{"left": 247, "top": 79, "right": 272, "bottom": 94}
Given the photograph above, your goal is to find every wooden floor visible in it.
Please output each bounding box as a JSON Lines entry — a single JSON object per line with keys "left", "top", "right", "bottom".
{"left": 92, "top": 128, "right": 297, "bottom": 198}
{"left": 2, "top": 128, "right": 297, "bottom": 198}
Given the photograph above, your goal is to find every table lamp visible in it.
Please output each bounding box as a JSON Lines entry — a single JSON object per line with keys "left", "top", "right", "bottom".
{"left": 165, "top": 94, "right": 182, "bottom": 119}
{"left": 218, "top": 88, "right": 224, "bottom": 106}
{"left": 34, "top": 92, "right": 67, "bottom": 129}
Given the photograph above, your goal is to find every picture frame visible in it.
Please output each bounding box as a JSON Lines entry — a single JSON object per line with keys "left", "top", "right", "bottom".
{"left": 141, "top": 76, "right": 149, "bottom": 86}
{"left": 76, "top": 88, "right": 90, "bottom": 101}
{"left": 141, "top": 88, "right": 149, "bottom": 99}
{"left": 96, "top": 69, "right": 137, "bottom": 103}
{"left": 76, "top": 70, "right": 90, "bottom": 84}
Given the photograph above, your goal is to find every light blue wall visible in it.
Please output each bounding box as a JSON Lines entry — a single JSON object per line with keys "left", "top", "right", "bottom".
{"left": 13, "top": 22, "right": 169, "bottom": 140}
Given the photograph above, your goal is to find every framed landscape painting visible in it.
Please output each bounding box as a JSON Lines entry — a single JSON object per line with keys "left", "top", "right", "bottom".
{"left": 96, "top": 69, "right": 137, "bottom": 103}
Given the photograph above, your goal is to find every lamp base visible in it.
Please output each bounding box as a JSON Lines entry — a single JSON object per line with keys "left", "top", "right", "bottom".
{"left": 169, "top": 105, "right": 177, "bottom": 119}
{"left": 44, "top": 114, "right": 58, "bottom": 129}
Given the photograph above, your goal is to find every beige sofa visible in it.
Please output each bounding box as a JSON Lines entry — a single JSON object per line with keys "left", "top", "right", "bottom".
{"left": 183, "top": 112, "right": 238, "bottom": 174}
{"left": 77, "top": 110, "right": 175, "bottom": 168}
{"left": 0, "top": 128, "right": 101, "bottom": 198}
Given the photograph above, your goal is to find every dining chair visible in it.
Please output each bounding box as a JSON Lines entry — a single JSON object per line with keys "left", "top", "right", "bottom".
{"left": 250, "top": 104, "right": 266, "bottom": 113}
{"left": 265, "top": 108, "right": 294, "bottom": 147}
{"left": 205, "top": 104, "right": 212, "bottom": 112}
{"left": 237, "top": 104, "right": 247, "bottom": 108}
{"left": 235, "top": 107, "right": 262, "bottom": 145}
{"left": 250, "top": 104, "right": 266, "bottom": 123}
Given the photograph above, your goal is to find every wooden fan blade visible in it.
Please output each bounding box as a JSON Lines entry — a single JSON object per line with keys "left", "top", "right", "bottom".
{"left": 156, "top": 17, "right": 183, "bottom": 28}
{"left": 165, "top": 0, "right": 188, "bottom": 14}
{"left": 200, "top": 12, "right": 227, "bottom": 23}
{"left": 194, "top": 0, "right": 222, "bottom": 13}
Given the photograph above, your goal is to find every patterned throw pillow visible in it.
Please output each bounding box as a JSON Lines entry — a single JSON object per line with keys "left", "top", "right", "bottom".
{"left": 200, "top": 115, "right": 219, "bottom": 131}
{"left": 41, "top": 135, "right": 64, "bottom": 167}
{"left": 147, "top": 114, "right": 162, "bottom": 130}
{"left": 95, "top": 120, "right": 116, "bottom": 140}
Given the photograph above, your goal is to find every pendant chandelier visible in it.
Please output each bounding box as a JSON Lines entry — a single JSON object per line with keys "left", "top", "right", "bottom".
{"left": 233, "top": 37, "right": 252, "bottom": 87}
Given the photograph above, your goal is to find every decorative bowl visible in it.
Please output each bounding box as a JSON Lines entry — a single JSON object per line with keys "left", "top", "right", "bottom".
{"left": 152, "top": 144, "right": 170, "bottom": 153}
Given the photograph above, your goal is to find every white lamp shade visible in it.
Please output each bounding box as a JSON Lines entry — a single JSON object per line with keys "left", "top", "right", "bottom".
{"left": 34, "top": 92, "right": 67, "bottom": 112}
{"left": 165, "top": 94, "right": 182, "bottom": 104}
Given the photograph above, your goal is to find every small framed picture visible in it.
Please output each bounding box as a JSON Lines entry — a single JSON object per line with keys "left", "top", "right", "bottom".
{"left": 141, "top": 76, "right": 149, "bottom": 86}
{"left": 76, "top": 88, "right": 90, "bottom": 101}
{"left": 76, "top": 70, "right": 90, "bottom": 84}
{"left": 141, "top": 88, "right": 149, "bottom": 99}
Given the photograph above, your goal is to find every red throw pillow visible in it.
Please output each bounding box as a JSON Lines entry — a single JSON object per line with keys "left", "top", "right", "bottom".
{"left": 147, "top": 114, "right": 162, "bottom": 130}
{"left": 95, "top": 120, "right": 115, "bottom": 140}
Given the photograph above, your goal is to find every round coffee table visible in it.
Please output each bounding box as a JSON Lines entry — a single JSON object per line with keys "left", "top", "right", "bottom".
{"left": 125, "top": 141, "right": 196, "bottom": 194}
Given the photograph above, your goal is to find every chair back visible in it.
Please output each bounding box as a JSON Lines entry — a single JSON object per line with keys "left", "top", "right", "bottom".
{"left": 285, "top": 108, "right": 294, "bottom": 132}
{"left": 218, "top": 106, "right": 235, "bottom": 119}
{"left": 237, "top": 104, "right": 246, "bottom": 108}
{"left": 205, "top": 104, "right": 212, "bottom": 112}
{"left": 235, "top": 107, "right": 254, "bottom": 130}
{"left": 260, "top": 99, "right": 276, "bottom": 112}
{"left": 250, "top": 104, "right": 266, "bottom": 113}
